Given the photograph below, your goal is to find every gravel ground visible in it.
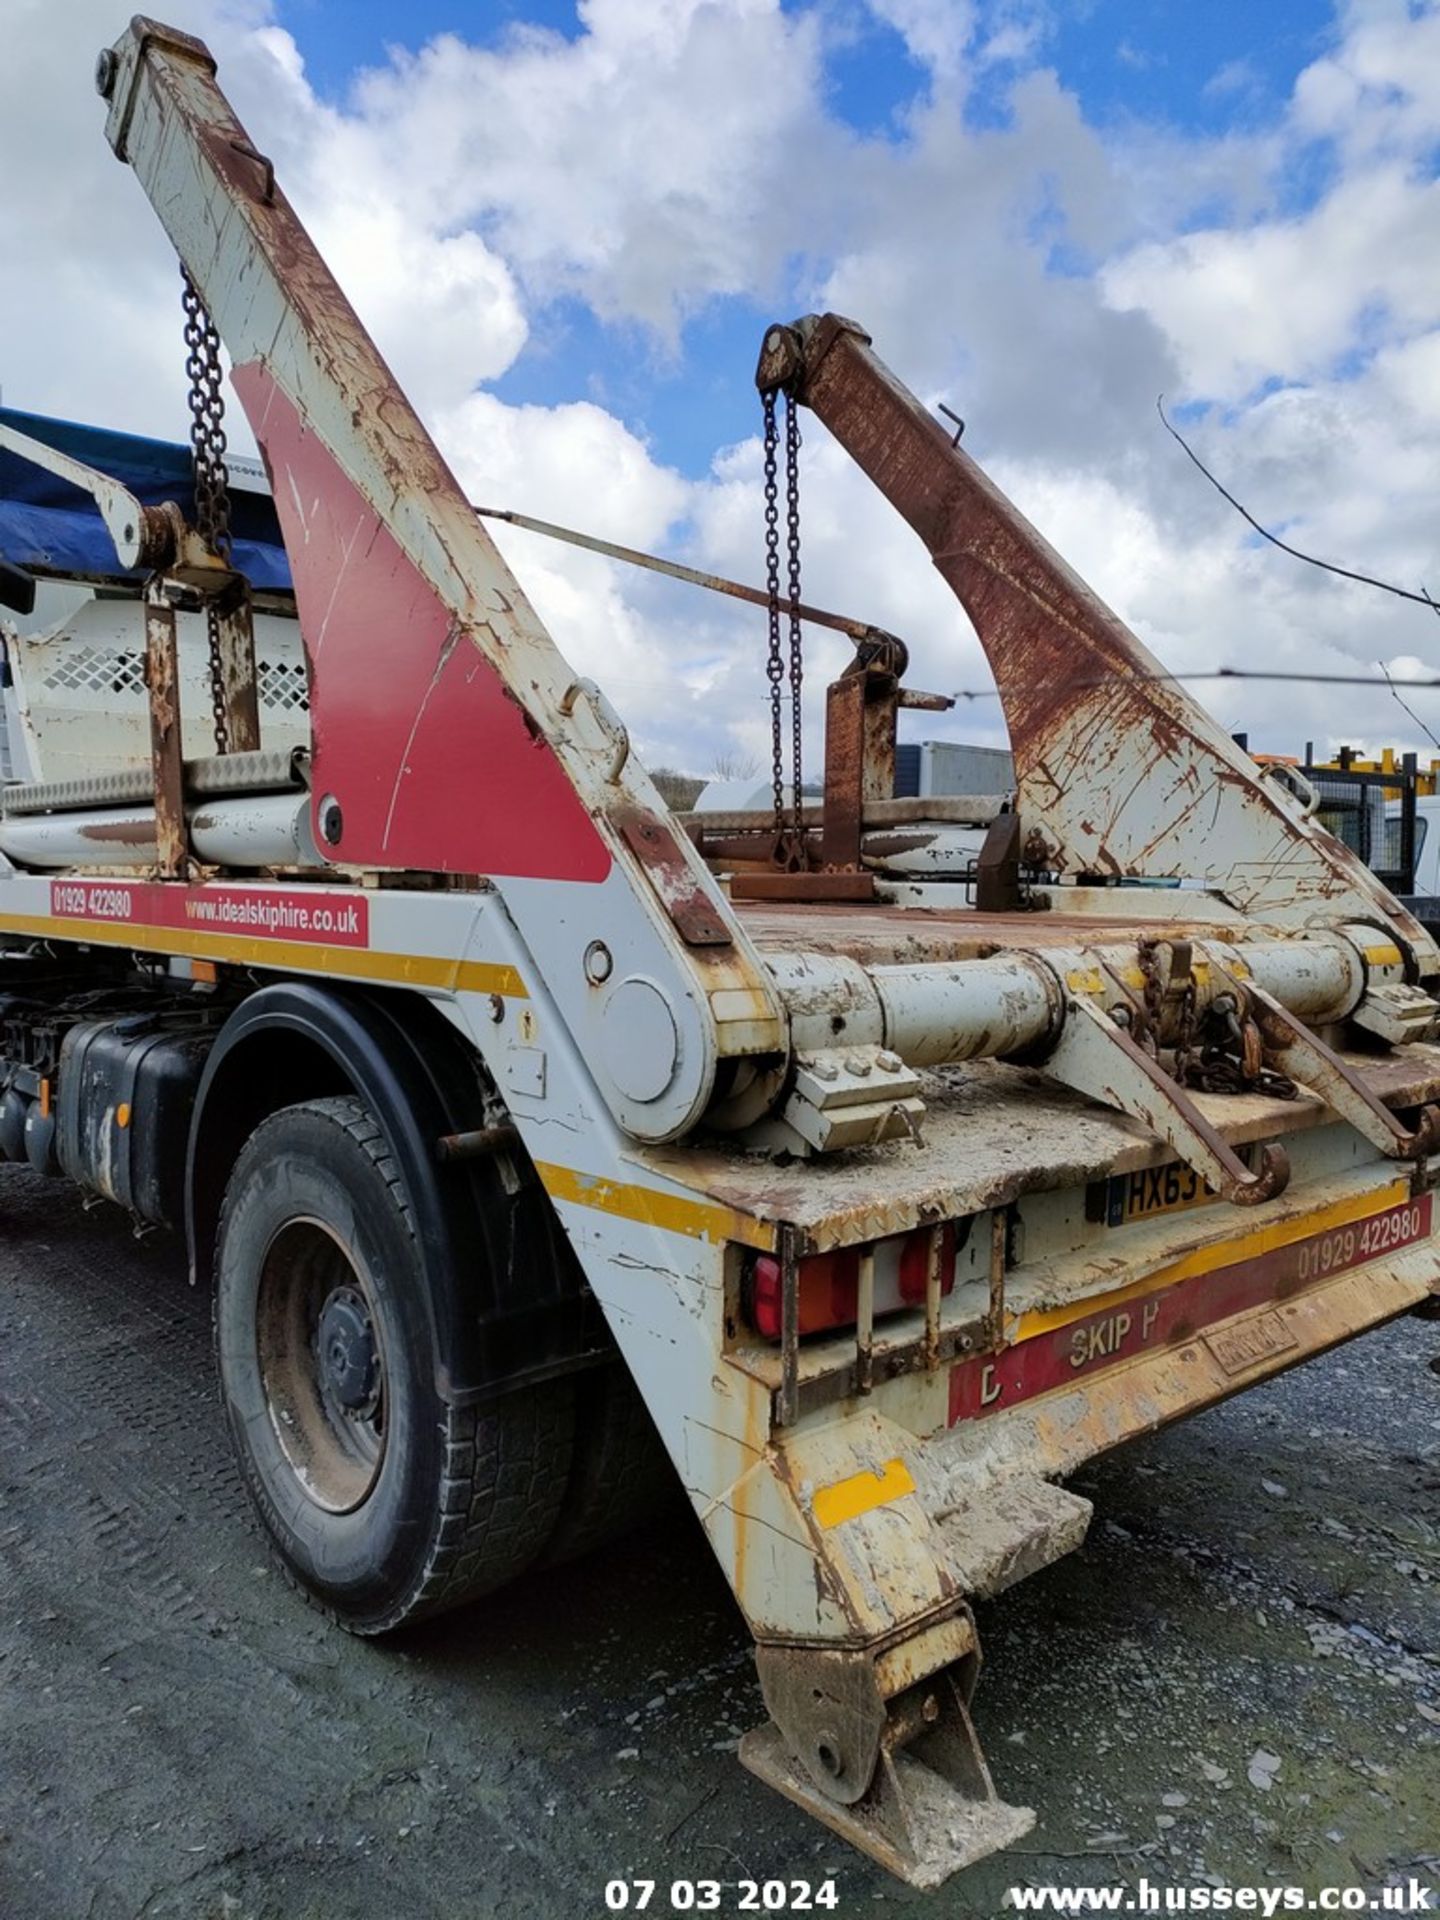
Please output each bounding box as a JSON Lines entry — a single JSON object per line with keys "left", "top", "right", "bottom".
{"left": 2, "top": 1161, "right": 1438, "bottom": 1919}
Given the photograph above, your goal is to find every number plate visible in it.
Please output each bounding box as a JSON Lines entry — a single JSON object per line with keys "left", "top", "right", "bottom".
{"left": 1104, "top": 1161, "right": 1216, "bottom": 1227}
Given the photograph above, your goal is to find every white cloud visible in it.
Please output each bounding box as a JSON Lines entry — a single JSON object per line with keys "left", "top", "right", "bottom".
{"left": 1102, "top": 165, "right": 1440, "bottom": 397}
{"left": 340, "top": 0, "right": 834, "bottom": 342}
{"left": 1292, "top": 0, "right": 1440, "bottom": 160}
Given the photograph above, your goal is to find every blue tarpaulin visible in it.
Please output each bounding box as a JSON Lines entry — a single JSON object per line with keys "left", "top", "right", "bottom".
{"left": 0, "top": 408, "right": 292, "bottom": 592}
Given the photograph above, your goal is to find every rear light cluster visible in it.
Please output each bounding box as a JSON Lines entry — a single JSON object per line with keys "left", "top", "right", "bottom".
{"left": 747, "top": 1223, "right": 958, "bottom": 1341}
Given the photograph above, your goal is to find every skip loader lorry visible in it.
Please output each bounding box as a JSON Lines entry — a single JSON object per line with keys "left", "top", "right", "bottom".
{"left": 3, "top": 18, "right": 1440, "bottom": 1890}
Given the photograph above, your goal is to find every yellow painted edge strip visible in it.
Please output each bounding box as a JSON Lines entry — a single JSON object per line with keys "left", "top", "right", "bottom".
{"left": 813, "top": 1458, "right": 916, "bottom": 1529}
{"left": 1013, "top": 1175, "right": 1412, "bottom": 1343}
{"left": 1065, "top": 966, "right": 1105, "bottom": 995}
{"left": 535, "top": 1159, "right": 776, "bottom": 1252}
{"left": 7, "top": 909, "right": 776, "bottom": 1249}
{"left": 0, "top": 910, "right": 527, "bottom": 998}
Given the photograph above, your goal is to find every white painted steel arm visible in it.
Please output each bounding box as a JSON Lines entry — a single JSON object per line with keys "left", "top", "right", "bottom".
{"left": 0, "top": 422, "right": 162, "bottom": 572}
{"left": 95, "top": 15, "right": 786, "bottom": 1144}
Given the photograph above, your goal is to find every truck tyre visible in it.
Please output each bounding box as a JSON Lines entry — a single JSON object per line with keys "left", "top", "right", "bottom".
{"left": 542, "top": 1360, "right": 679, "bottom": 1566}
{"left": 213, "top": 1095, "right": 574, "bottom": 1633}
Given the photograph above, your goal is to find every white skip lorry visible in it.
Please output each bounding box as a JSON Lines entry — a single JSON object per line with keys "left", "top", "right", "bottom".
{"left": 2, "top": 17, "right": 1440, "bottom": 1887}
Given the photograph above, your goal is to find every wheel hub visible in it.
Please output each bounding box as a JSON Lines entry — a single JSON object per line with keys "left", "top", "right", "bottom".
{"left": 317, "top": 1286, "right": 378, "bottom": 1412}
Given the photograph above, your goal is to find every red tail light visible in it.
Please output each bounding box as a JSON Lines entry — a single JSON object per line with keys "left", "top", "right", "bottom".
{"left": 898, "top": 1222, "right": 956, "bottom": 1305}
{"left": 746, "top": 1224, "right": 957, "bottom": 1341}
{"left": 749, "top": 1248, "right": 859, "bottom": 1338}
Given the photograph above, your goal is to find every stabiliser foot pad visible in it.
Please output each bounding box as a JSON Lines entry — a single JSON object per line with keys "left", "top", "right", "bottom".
{"left": 739, "top": 1723, "right": 1035, "bottom": 1891}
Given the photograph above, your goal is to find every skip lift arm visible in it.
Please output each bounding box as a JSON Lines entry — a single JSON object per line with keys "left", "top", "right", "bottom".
{"left": 0, "top": 15, "right": 1430, "bottom": 1887}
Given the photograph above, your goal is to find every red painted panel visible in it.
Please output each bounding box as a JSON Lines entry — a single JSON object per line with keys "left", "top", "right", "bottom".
{"left": 949, "top": 1192, "right": 1432, "bottom": 1424}
{"left": 231, "top": 365, "right": 611, "bottom": 883}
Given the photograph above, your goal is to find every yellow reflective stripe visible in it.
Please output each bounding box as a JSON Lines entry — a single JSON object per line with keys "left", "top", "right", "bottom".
{"left": 0, "top": 909, "right": 527, "bottom": 997}
{"left": 534, "top": 1160, "right": 775, "bottom": 1250}
{"left": 813, "top": 1458, "right": 916, "bottom": 1529}
{"left": 1014, "top": 1176, "right": 1412, "bottom": 1342}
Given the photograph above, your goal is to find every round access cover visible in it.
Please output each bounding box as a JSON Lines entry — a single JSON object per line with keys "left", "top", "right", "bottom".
{"left": 598, "top": 977, "right": 680, "bottom": 1104}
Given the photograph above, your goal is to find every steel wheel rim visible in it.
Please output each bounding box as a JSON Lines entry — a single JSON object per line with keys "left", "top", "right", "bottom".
{"left": 255, "top": 1217, "right": 387, "bottom": 1514}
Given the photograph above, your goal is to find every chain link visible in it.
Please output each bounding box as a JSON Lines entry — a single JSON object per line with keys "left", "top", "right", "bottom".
{"left": 182, "top": 266, "right": 236, "bottom": 755}
{"left": 783, "top": 393, "right": 804, "bottom": 843}
{"left": 1140, "top": 944, "right": 1298, "bottom": 1100}
{"left": 1186, "top": 994, "right": 1299, "bottom": 1100}
{"left": 761, "top": 390, "right": 786, "bottom": 839}
{"left": 761, "top": 387, "right": 805, "bottom": 856}
{"left": 1171, "top": 971, "right": 1199, "bottom": 1088}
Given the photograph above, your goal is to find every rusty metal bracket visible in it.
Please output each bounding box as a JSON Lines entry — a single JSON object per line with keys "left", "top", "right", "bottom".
{"left": 143, "top": 587, "right": 188, "bottom": 880}
{"left": 777, "top": 1223, "right": 800, "bottom": 1428}
{"left": 855, "top": 1247, "right": 877, "bottom": 1394}
{"left": 822, "top": 671, "right": 867, "bottom": 872}
{"left": 616, "top": 810, "right": 733, "bottom": 948}
{"left": 923, "top": 1221, "right": 945, "bottom": 1371}
{"left": 986, "top": 1208, "right": 1008, "bottom": 1350}
{"left": 754, "top": 322, "right": 807, "bottom": 397}
{"left": 211, "top": 578, "right": 261, "bottom": 754}
{"left": 1243, "top": 979, "right": 1440, "bottom": 1161}
{"left": 1043, "top": 994, "right": 1290, "bottom": 1206}
{"left": 228, "top": 136, "right": 274, "bottom": 204}
{"left": 975, "top": 812, "right": 1024, "bottom": 913}
{"left": 730, "top": 870, "right": 877, "bottom": 902}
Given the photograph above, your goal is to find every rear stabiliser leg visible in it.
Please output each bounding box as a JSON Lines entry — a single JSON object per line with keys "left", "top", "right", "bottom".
{"left": 740, "top": 1620, "right": 1033, "bottom": 1890}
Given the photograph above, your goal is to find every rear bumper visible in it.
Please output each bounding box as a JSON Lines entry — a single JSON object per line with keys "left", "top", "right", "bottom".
{"left": 721, "top": 1181, "right": 1440, "bottom": 1649}
{"left": 916, "top": 1223, "right": 1439, "bottom": 1595}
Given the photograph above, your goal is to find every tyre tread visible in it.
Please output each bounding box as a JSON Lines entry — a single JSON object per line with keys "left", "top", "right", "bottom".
{"left": 215, "top": 1094, "right": 574, "bottom": 1635}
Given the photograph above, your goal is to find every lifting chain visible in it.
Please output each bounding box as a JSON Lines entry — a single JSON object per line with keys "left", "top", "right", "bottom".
{"left": 1139, "top": 943, "right": 1297, "bottom": 1100}
{"left": 182, "top": 266, "right": 236, "bottom": 755}
{"left": 1186, "top": 993, "right": 1299, "bottom": 1101}
{"left": 783, "top": 389, "right": 804, "bottom": 846}
{"left": 761, "top": 386, "right": 805, "bottom": 860}
{"left": 1171, "top": 966, "right": 1199, "bottom": 1090}
{"left": 1138, "top": 940, "right": 1168, "bottom": 1061}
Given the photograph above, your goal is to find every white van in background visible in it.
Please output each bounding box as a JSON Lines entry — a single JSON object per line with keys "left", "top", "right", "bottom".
{"left": 1389, "top": 795, "right": 1440, "bottom": 899}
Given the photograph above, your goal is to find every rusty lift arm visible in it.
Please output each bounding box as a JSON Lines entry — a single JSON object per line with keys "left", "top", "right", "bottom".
{"left": 755, "top": 314, "right": 1440, "bottom": 970}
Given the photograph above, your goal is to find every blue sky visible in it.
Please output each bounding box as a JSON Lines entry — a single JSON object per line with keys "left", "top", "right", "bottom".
{"left": 280, "top": 0, "right": 1331, "bottom": 136}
